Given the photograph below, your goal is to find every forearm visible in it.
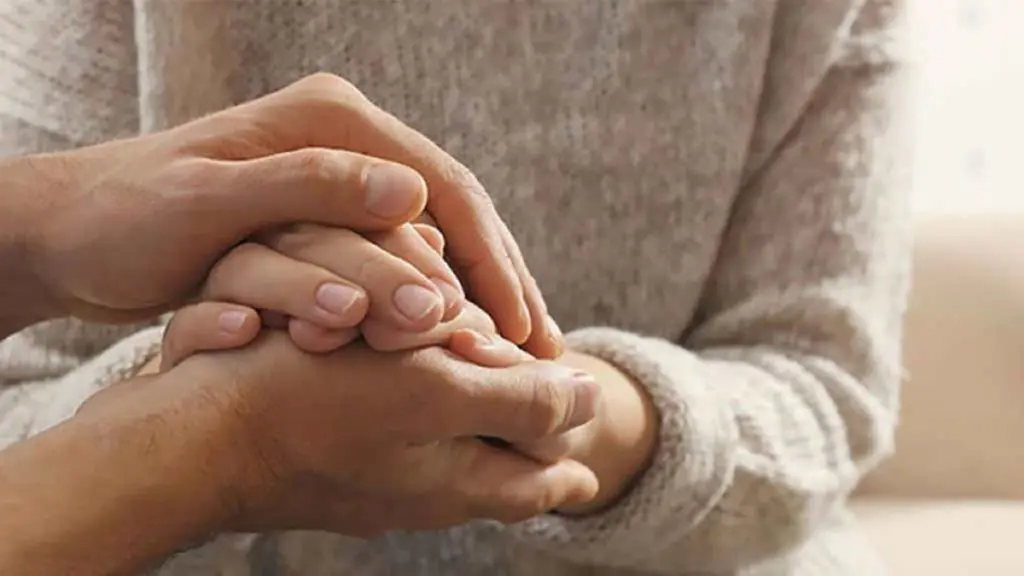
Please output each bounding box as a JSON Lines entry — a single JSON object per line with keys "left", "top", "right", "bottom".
{"left": 0, "top": 155, "right": 64, "bottom": 338}
{"left": 0, "top": 373, "right": 233, "bottom": 575}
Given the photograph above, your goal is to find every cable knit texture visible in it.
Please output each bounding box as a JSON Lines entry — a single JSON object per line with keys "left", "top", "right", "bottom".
{"left": 0, "top": 1, "right": 912, "bottom": 574}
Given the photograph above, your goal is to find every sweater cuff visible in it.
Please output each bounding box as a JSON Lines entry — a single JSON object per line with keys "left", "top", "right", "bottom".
{"left": 508, "top": 327, "right": 737, "bottom": 567}
{"left": 25, "top": 326, "right": 164, "bottom": 436}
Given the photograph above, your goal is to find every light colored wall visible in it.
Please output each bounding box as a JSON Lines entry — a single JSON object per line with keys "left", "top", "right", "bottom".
{"left": 911, "top": 0, "right": 1024, "bottom": 214}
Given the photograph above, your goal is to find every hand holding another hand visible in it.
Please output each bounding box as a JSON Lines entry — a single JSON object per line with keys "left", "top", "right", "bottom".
{"left": 80, "top": 330, "right": 600, "bottom": 537}
{"left": 7, "top": 73, "right": 561, "bottom": 356}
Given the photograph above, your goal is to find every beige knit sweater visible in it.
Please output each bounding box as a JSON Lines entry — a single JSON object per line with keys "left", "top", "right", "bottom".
{"left": 0, "top": 1, "right": 912, "bottom": 574}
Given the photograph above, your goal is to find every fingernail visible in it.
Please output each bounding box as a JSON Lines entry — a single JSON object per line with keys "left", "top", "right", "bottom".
{"left": 431, "top": 277, "right": 464, "bottom": 310}
{"left": 393, "top": 284, "right": 442, "bottom": 321}
{"left": 316, "top": 283, "right": 361, "bottom": 316}
{"left": 218, "top": 311, "right": 248, "bottom": 333}
{"left": 364, "top": 163, "right": 424, "bottom": 218}
{"left": 564, "top": 371, "right": 600, "bottom": 428}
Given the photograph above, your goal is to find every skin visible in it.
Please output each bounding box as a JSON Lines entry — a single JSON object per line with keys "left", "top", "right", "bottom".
{"left": 156, "top": 224, "right": 660, "bottom": 516}
{"left": 0, "top": 336, "right": 601, "bottom": 576}
{"left": 0, "top": 73, "right": 588, "bottom": 573}
{"left": 0, "top": 73, "right": 561, "bottom": 355}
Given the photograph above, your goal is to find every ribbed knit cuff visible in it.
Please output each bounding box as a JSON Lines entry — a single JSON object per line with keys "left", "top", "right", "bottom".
{"left": 508, "top": 327, "right": 737, "bottom": 569}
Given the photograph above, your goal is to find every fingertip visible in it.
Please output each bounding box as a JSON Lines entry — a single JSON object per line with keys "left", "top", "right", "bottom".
{"left": 432, "top": 278, "right": 465, "bottom": 322}
{"left": 312, "top": 282, "right": 369, "bottom": 328}
{"left": 390, "top": 283, "right": 446, "bottom": 332}
{"left": 441, "top": 298, "right": 464, "bottom": 322}
{"left": 495, "top": 300, "right": 532, "bottom": 346}
{"left": 448, "top": 329, "right": 481, "bottom": 353}
{"left": 163, "top": 303, "right": 261, "bottom": 371}
{"left": 543, "top": 314, "right": 565, "bottom": 358}
{"left": 363, "top": 162, "right": 428, "bottom": 224}
{"left": 522, "top": 329, "right": 563, "bottom": 360}
{"left": 413, "top": 223, "right": 445, "bottom": 255}
{"left": 217, "top": 307, "right": 261, "bottom": 341}
{"left": 461, "top": 443, "right": 598, "bottom": 521}
{"left": 546, "top": 459, "right": 600, "bottom": 509}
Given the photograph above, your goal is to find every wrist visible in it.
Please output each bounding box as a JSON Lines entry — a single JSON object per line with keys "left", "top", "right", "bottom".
{"left": 0, "top": 372, "right": 239, "bottom": 574}
{"left": 554, "top": 351, "right": 658, "bottom": 516}
{"left": 0, "top": 154, "right": 68, "bottom": 336}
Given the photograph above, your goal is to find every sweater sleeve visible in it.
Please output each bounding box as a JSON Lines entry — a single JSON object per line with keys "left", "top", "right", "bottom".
{"left": 0, "top": 322, "right": 164, "bottom": 449}
{"left": 0, "top": 0, "right": 158, "bottom": 446}
{"left": 509, "top": 0, "right": 912, "bottom": 571}
{"left": 0, "top": 0, "right": 139, "bottom": 155}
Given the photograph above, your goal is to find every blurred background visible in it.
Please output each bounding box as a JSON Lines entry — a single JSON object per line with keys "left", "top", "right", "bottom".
{"left": 857, "top": 4, "right": 1024, "bottom": 572}
{"left": 911, "top": 0, "right": 1024, "bottom": 213}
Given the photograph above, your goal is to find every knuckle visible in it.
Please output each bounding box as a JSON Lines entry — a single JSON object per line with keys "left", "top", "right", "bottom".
{"left": 295, "top": 73, "right": 372, "bottom": 114}
{"left": 298, "top": 72, "right": 357, "bottom": 97}
{"left": 523, "top": 378, "right": 568, "bottom": 437}
{"left": 439, "top": 161, "right": 492, "bottom": 205}
{"left": 287, "top": 148, "right": 338, "bottom": 184}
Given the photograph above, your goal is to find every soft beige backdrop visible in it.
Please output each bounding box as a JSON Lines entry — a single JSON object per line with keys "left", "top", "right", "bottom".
{"left": 911, "top": 0, "right": 1024, "bottom": 214}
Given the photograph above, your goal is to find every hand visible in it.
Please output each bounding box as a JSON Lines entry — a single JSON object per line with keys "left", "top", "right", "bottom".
{"left": 156, "top": 296, "right": 652, "bottom": 518}
{"left": 148, "top": 220, "right": 464, "bottom": 364}
{"left": 451, "top": 343, "right": 660, "bottom": 516}
{"left": 202, "top": 222, "right": 463, "bottom": 354}
{"left": 9, "top": 73, "right": 561, "bottom": 356}
{"left": 80, "top": 332, "right": 600, "bottom": 538}
{"left": 154, "top": 218, "right": 510, "bottom": 365}
{"left": 155, "top": 294, "right": 514, "bottom": 373}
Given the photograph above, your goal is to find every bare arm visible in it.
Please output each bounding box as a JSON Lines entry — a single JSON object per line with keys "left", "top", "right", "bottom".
{"left": 0, "top": 156, "right": 64, "bottom": 339}
{"left": 0, "top": 371, "right": 232, "bottom": 576}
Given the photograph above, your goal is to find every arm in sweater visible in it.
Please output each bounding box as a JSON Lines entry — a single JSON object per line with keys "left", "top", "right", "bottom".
{"left": 0, "top": 0, "right": 150, "bottom": 439}
{"left": 511, "top": 0, "right": 912, "bottom": 571}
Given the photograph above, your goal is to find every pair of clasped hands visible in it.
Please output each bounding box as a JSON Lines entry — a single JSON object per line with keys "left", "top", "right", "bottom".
{"left": 10, "top": 74, "right": 655, "bottom": 547}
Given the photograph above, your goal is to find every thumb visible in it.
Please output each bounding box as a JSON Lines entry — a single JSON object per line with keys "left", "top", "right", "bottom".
{"left": 213, "top": 149, "right": 427, "bottom": 238}
{"left": 451, "top": 362, "right": 601, "bottom": 442}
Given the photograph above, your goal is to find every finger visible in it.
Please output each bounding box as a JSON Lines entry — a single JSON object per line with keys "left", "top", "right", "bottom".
{"left": 448, "top": 329, "right": 534, "bottom": 368}
{"left": 359, "top": 304, "right": 496, "bottom": 352}
{"left": 368, "top": 224, "right": 464, "bottom": 321}
{"left": 288, "top": 319, "right": 360, "bottom": 353}
{"left": 447, "top": 201, "right": 529, "bottom": 346}
{"left": 412, "top": 223, "right": 445, "bottom": 256}
{"left": 498, "top": 220, "right": 563, "bottom": 359}
{"left": 452, "top": 440, "right": 598, "bottom": 523}
{"left": 262, "top": 226, "right": 445, "bottom": 332}
{"left": 204, "top": 243, "right": 370, "bottom": 330}
{"left": 161, "top": 302, "right": 261, "bottom": 371}
{"left": 249, "top": 74, "right": 531, "bottom": 344}
{"left": 444, "top": 362, "right": 601, "bottom": 441}
{"left": 213, "top": 148, "right": 428, "bottom": 236}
